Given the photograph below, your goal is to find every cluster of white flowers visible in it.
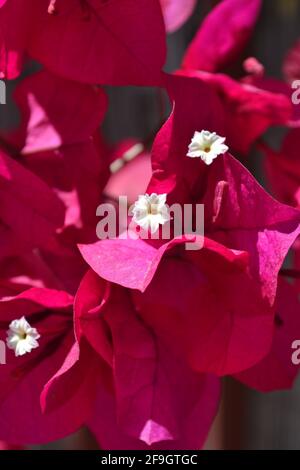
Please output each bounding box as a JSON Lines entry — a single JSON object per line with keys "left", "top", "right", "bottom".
{"left": 131, "top": 130, "right": 228, "bottom": 234}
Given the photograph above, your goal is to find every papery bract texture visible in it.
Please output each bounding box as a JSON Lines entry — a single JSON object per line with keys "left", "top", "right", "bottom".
{"left": 170, "top": 69, "right": 292, "bottom": 157}
{"left": 0, "top": 149, "right": 64, "bottom": 260}
{"left": 79, "top": 73, "right": 300, "bottom": 377}
{"left": 160, "top": 0, "right": 196, "bottom": 33}
{"left": 42, "top": 270, "right": 221, "bottom": 449}
{"left": 0, "top": 0, "right": 166, "bottom": 86}
{"left": 234, "top": 279, "right": 300, "bottom": 392}
{"left": 0, "top": 282, "right": 91, "bottom": 444}
{"left": 182, "top": 0, "right": 262, "bottom": 72}
{"left": 4, "top": 70, "right": 109, "bottom": 237}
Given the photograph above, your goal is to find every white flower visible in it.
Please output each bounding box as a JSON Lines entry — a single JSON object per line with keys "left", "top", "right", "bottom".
{"left": 187, "top": 130, "right": 228, "bottom": 165}
{"left": 6, "top": 316, "right": 40, "bottom": 357}
{"left": 132, "top": 193, "right": 171, "bottom": 234}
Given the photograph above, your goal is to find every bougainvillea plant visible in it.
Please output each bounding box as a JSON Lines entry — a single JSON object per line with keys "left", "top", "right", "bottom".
{"left": 0, "top": 0, "right": 300, "bottom": 450}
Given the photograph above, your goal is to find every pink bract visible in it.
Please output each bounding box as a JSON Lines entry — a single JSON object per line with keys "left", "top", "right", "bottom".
{"left": 233, "top": 279, "right": 300, "bottom": 392}
{"left": 182, "top": 0, "right": 262, "bottom": 72}
{"left": 3, "top": 70, "right": 109, "bottom": 237}
{"left": 0, "top": 281, "right": 88, "bottom": 445}
{"left": 79, "top": 74, "right": 300, "bottom": 377}
{"left": 0, "top": 0, "right": 166, "bottom": 86}
{"left": 42, "top": 270, "right": 221, "bottom": 449}
{"left": 0, "top": 148, "right": 64, "bottom": 260}
{"left": 160, "top": 0, "right": 196, "bottom": 33}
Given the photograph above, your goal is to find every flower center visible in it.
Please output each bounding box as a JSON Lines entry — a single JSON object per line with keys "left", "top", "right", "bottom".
{"left": 132, "top": 194, "right": 171, "bottom": 234}
{"left": 148, "top": 204, "right": 159, "bottom": 216}
{"left": 187, "top": 130, "right": 229, "bottom": 165}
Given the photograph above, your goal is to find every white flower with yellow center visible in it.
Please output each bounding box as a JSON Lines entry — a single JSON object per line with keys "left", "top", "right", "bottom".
{"left": 132, "top": 193, "right": 171, "bottom": 234}
{"left": 6, "top": 316, "right": 40, "bottom": 357}
{"left": 187, "top": 130, "right": 228, "bottom": 165}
